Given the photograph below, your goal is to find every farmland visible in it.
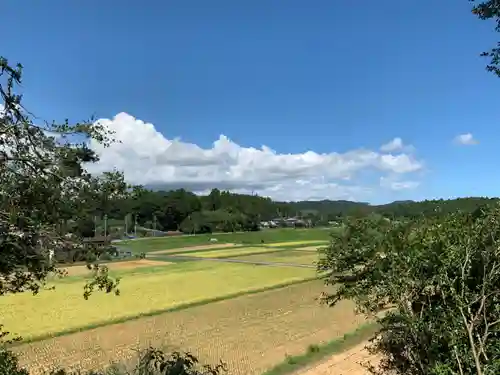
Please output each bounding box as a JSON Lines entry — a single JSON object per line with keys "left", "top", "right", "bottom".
{"left": 232, "top": 250, "right": 319, "bottom": 266}
{"left": 6, "top": 229, "right": 371, "bottom": 375}
{"left": 16, "top": 281, "right": 369, "bottom": 375}
{"left": 119, "top": 227, "right": 332, "bottom": 253}
{"left": 175, "top": 246, "right": 280, "bottom": 258}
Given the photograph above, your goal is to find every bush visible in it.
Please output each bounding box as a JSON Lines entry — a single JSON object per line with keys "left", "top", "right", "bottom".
{"left": 0, "top": 349, "right": 28, "bottom": 375}
{"left": 99, "top": 252, "right": 113, "bottom": 261}
{"left": 319, "top": 204, "right": 500, "bottom": 374}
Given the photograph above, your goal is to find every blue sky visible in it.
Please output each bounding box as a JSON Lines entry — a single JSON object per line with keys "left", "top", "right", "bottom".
{"left": 2, "top": 0, "right": 499, "bottom": 203}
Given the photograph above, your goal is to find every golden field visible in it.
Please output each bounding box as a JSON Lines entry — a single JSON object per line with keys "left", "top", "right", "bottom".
{"left": 265, "top": 240, "right": 329, "bottom": 247}
{"left": 178, "top": 246, "right": 280, "bottom": 258}
{"left": 149, "top": 243, "right": 238, "bottom": 254}
{"left": 0, "top": 261, "right": 315, "bottom": 340}
{"left": 62, "top": 259, "right": 172, "bottom": 276}
{"left": 234, "top": 250, "right": 319, "bottom": 265}
{"left": 298, "top": 245, "right": 328, "bottom": 251}
{"left": 17, "top": 280, "right": 369, "bottom": 375}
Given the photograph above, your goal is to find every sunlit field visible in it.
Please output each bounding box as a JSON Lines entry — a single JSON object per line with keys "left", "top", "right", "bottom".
{"left": 17, "top": 280, "right": 371, "bottom": 375}
{"left": 1, "top": 261, "right": 315, "bottom": 340}
{"left": 232, "top": 250, "right": 319, "bottom": 265}
{"left": 177, "top": 246, "right": 282, "bottom": 258}
{"left": 265, "top": 240, "right": 329, "bottom": 247}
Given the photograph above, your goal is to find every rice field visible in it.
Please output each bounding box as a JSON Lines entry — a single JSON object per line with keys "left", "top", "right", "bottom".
{"left": 177, "top": 246, "right": 280, "bottom": 258}
{"left": 120, "top": 228, "right": 331, "bottom": 254}
{"left": 299, "top": 245, "right": 328, "bottom": 251}
{"left": 0, "top": 262, "right": 315, "bottom": 340}
{"left": 6, "top": 233, "right": 361, "bottom": 375}
{"left": 149, "top": 243, "right": 238, "bottom": 255}
{"left": 265, "top": 240, "right": 329, "bottom": 248}
{"left": 233, "top": 250, "right": 319, "bottom": 265}
{"left": 62, "top": 259, "right": 172, "bottom": 277}
{"left": 17, "top": 280, "right": 369, "bottom": 375}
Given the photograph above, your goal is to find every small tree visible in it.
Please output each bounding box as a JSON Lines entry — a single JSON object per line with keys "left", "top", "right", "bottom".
{"left": 318, "top": 205, "right": 500, "bottom": 374}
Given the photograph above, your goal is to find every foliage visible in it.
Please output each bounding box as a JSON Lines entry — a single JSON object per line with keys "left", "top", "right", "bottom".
{"left": 0, "top": 347, "right": 226, "bottom": 375}
{"left": 318, "top": 203, "right": 500, "bottom": 374}
{"left": 0, "top": 56, "right": 123, "bottom": 297}
{"left": 471, "top": 0, "right": 500, "bottom": 77}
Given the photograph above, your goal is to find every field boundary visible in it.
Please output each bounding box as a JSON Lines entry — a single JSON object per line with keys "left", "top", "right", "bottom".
{"left": 10, "top": 276, "right": 320, "bottom": 347}
{"left": 260, "top": 322, "right": 379, "bottom": 375}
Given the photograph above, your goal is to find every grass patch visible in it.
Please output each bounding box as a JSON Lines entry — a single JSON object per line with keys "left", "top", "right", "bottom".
{"left": 261, "top": 322, "right": 380, "bottom": 375}
{"left": 2, "top": 262, "right": 316, "bottom": 342}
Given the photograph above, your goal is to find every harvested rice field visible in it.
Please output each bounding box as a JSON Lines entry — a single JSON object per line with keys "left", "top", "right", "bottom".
{"left": 178, "top": 246, "right": 278, "bottom": 258}
{"left": 61, "top": 259, "right": 172, "bottom": 277}
{"left": 266, "top": 240, "right": 329, "bottom": 248}
{"left": 233, "top": 250, "right": 319, "bottom": 265}
{"left": 149, "top": 243, "right": 238, "bottom": 255}
{"left": 0, "top": 262, "right": 315, "bottom": 340}
{"left": 17, "top": 280, "right": 369, "bottom": 375}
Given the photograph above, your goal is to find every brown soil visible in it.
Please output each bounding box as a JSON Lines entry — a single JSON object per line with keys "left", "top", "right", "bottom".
{"left": 299, "top": 343, "right": 379, "bottom": 375}
{"left": 62, "top": 259, "right": 171, "bottom": 276}
{"left": 17, "top": 280, "right": 368, "bottom": 375}
{"left": 149, "top": 243, "right": 237, "bottom": 254}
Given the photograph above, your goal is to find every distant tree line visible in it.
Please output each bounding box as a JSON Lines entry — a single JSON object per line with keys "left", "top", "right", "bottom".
{"left": 71, "top": 179, "right": 500, "bottom": 239}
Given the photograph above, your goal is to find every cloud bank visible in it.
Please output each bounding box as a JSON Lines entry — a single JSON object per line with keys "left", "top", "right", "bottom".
{"left": 86, "top": 113, "right": 424, "bottom": 201}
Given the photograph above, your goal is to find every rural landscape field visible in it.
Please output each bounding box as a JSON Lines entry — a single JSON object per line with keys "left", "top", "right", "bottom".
{"left": 3, "top": 1, "right": 499, "bottom": 374}
{"left": 3, "top": 228, "right": 373, "bottom": 375}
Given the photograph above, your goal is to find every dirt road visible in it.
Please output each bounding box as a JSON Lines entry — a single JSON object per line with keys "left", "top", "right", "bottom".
{"left": 299, "top": 342, "right": 379, "bottom": 375}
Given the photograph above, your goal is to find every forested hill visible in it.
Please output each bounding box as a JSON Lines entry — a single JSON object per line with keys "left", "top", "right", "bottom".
{"left": 292, "top": 196, "right": 498, "bottom": 219}
{"left": 82, "top": 183, "right": 499, "bottom": 238}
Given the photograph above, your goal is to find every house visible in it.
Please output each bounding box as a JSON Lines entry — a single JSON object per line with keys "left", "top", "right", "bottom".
{"left": 82, "top": 236, "right": 112, "bottom": 250}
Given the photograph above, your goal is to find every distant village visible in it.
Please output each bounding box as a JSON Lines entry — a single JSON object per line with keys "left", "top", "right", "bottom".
{"left": 259, "top": 217, "right": 312, "bottom": 228}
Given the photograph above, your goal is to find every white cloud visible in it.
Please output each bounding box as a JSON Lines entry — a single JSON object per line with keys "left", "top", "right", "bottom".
{"left": 454, "top": 133, "right": 478, "bottom": 146}
{"left": 86, "top": 112, "right": 424, "bottom": 201}
{"left": 380, "top": 137, "right": 415, "bottom": 153}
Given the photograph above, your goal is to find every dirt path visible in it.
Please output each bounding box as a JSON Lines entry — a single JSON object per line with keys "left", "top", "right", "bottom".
{"left": 299, "top": 342, "right": 379, "bottom": 375}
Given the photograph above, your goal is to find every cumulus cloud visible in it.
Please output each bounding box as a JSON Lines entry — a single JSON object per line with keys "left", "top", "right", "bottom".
{"left": 380, "top": 137, "right": 415, "bottom": 153}
{"left": 86, "top": 112, "right": 424, "bottom": 201}
{"left": 454, "top": 133, "right": 478, "bottom": 146}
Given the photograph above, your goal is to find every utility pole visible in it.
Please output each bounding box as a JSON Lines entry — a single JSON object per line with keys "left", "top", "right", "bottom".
{"left": 124, "top": 214, "right": 128, "bottom": 236}
{"left": 134, "top": 215, "right": 137, "bottom": 237}
{"left": 104, "top": 214, "right": 108, "bottom": 238}
{"left": 153, "top": 214, "right": 157, "bottom": 237}
{"left": 94, "top": 215, "right": 97, "bottom": 237}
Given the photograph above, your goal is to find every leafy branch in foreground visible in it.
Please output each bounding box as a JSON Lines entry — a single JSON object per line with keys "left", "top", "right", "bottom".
{"left": 0, "top": 56, "right": 121, "bottom": 299}
{"left": 0, "top": 347, "right": 227, "bottom": 375}
{"left": 318, "top": 204, "right": 500, "bottom": 375}
{"left": 471, "top": 0, "right": 500, "bottom": 77}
